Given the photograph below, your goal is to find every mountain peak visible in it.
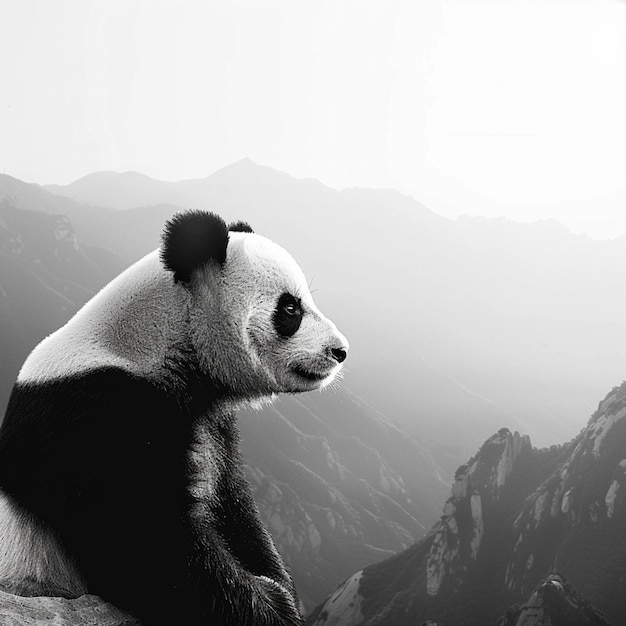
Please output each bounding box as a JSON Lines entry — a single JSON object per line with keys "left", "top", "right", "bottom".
{"left": 505, "top": 381, "right": 626, "bottom": 597}
{"left": 426, "top": 428, "right": 531, "bottom": 596}
{"left": 64, "top": 170, "right": 160, "bottom": 188}
{"left": 308, "top": 428, "right": 536, "bottom": 625}
{"left": 498, "top": 574, "right": 612, "bottom": 626}
{"left": 206, "top": 158, "right": 298, "bottom": 186}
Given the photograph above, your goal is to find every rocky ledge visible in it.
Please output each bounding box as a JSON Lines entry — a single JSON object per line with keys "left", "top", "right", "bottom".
{"left": 0, "top": 588, "right": 140, "bottom": 625}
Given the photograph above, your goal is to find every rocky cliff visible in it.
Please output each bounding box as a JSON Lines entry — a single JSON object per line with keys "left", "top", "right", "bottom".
{"left": 0, "top": 589, "right": 139, "bottom": 626}
{"left": 426, "top": 429, "right": 530, "bottom": 597}
{"left": 308, "top": 383, "right": 626, "bottom": 625}
{"left": 497, "top": 574, "right": 611, "bottom": 626}
{"left": 308, "top": 428, "right": 547, "bottom": 625}
{"left": 503, "top": 383, "right": 626, "bottom": 618}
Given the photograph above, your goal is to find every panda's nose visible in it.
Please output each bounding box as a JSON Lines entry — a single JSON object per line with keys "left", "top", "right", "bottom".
{"left": 331, "top": 347, "right": 348, "bottom": 364}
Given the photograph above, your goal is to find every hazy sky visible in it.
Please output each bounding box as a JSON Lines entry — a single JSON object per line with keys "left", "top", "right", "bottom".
{"left": 1, "top": 0, "right": 626, "bottom": 238}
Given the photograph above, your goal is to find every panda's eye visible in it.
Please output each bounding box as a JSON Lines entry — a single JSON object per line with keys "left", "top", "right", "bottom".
{"left": 274, "top": 293, "right": 303, "bottom": 338}
{"left": 283, "top": 302, "right": 299, "bottom": 316}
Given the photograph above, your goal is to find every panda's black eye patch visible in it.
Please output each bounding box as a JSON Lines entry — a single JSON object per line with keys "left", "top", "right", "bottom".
{"left": 274, "top": 293, "right": 303, "bottom": 338}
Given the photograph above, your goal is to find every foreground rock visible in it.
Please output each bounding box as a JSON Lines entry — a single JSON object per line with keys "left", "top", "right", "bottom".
{"left": 0, "top": 588, "right": 140, "bottom": 625}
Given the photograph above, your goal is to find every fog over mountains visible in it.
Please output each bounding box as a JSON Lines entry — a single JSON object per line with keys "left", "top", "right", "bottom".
{"left": 3, "top": 159, "right": 626, "bottom": 617}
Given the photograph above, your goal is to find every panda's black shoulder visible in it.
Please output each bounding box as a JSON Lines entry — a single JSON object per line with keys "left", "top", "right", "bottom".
{"left": 1, "top": 368, "right": 167, "bottom": 447}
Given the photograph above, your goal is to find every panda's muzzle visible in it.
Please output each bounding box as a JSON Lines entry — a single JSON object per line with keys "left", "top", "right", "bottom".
{"left": 291, "top": 364, "right": 330, "bottom": 381}
{"left": 291, "top": 343, "right": 348, "bottom": 382}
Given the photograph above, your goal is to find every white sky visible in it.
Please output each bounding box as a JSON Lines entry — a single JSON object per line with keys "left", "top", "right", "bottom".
{"left": 1, "top": 0, "right": 626, "bottom": 238}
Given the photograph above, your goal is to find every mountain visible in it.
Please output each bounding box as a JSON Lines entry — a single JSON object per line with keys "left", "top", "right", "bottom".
{"left": 306, "top": 428, "right": 544, "bottom": 625}
{"left": 307, "top": 382, "right": 626, "bottom": 625}
{"left": 43, "top": 159, "right": 311, "bottom": 211}
{"left": 497, "top": 574, "right": 611, "bottom": 626}
{"left": 503, "top": 383, "right": 626, "bottom": 615}
{"left": 0, "top": 173, "right": 115, "bottom": 242}
{"left": 37, "top": 160, "right": 626, "bottom": 457}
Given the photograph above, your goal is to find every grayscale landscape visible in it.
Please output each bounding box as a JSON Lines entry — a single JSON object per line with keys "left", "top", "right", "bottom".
{"left": 2, "top": 1, "right": 626, "bottom": 624}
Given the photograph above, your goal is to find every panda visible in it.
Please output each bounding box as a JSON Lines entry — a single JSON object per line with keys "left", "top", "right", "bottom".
{"left": 0, "top": 211, "right": 348, "bottom": 625}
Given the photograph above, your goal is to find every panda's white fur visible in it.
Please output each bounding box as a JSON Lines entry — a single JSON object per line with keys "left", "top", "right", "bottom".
{"left": 17, "top": 249, "right": 179, "bottom": 385}
{"left": 0, "top": 213, "right": 347, "bottom": 625}
{"left": 0, "top": 493, "right": 87, "bottom": 597}
{"left": 19, "top": 231, "right": 346, "bottom": 395}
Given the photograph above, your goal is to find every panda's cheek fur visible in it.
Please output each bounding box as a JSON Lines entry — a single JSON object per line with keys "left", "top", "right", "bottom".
{"left": 246, "top": 315, "right": 302, "bottom": 392}
{"left": 245, "top": 312, "right": 282, "bottom": 389}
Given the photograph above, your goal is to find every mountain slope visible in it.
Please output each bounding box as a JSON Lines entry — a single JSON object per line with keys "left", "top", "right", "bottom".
{"left": 308, "top": 382, "right": 626, "bottom": 625}
{"left": 0, "top": 173, "right": 115, "bottom": 240}
{"left": 307, "top": 428, "right": 551, "bottom": 625}
{"left": 504, "top": 382, "right": 626, "bottom": 617}
{"left": 238, "top": 391, "right": 448, "bottom": 610}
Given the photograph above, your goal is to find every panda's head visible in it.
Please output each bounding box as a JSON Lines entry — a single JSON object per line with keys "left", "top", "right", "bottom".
{"left": 160, "top": 210, "right": 348, "bottom": 399}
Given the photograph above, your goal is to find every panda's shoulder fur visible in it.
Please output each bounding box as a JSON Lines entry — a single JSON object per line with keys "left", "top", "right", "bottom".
{"left": 18, "top": 250, "right": 186, "bottom": 385}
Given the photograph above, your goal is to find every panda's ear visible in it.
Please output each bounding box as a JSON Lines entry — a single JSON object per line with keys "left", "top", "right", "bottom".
{"left": 228, "top": 220, "right": 254, "bottom": 233}
{"left": 160, "top": 210, "right": 229, "bottom": 283}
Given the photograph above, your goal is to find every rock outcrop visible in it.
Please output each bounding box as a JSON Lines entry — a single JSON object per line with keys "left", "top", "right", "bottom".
{"left": 497, "top": 574, "right": 611, "bottom": 626}
{"left": 505, "top": 383, "right": 626, "bottom": 600}
{"left": 309, "top": 572, "right": 365, "bottom": 626}
{"left": 426, "top": 429, "right": 530, "bottom": 596}
{"left": 0, "top": 589, "right": 140, "bottom": 625}
{"left": 308, "top": 428, "right": 536, "bottom": 626}
{"left": 308, "top": 383, "right": 626, "bottom": 626}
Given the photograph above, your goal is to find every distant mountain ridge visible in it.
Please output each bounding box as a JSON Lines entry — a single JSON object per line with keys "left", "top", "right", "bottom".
{"left": 43, "top": 159, "right": 303, "bottom": 211}
{"left": 308, "top": 382, "right": 626, "bottom": 625}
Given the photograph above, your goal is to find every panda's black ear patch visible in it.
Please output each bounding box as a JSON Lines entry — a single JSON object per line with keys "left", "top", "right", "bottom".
{"left": 228, "top": 221, "right": 254, "bottom": 233}
{"left": 160, "top": 210, "right": 229, "bottom": 283}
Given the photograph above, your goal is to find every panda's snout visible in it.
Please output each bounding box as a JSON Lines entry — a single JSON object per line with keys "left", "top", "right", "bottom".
{"left": 331, "top": 347, "right": 348, "bottom": 364}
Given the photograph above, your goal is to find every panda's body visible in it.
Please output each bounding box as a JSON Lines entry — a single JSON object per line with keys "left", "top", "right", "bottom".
{"left": 0, "top": 212, "right": 348, "bottom": 625}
